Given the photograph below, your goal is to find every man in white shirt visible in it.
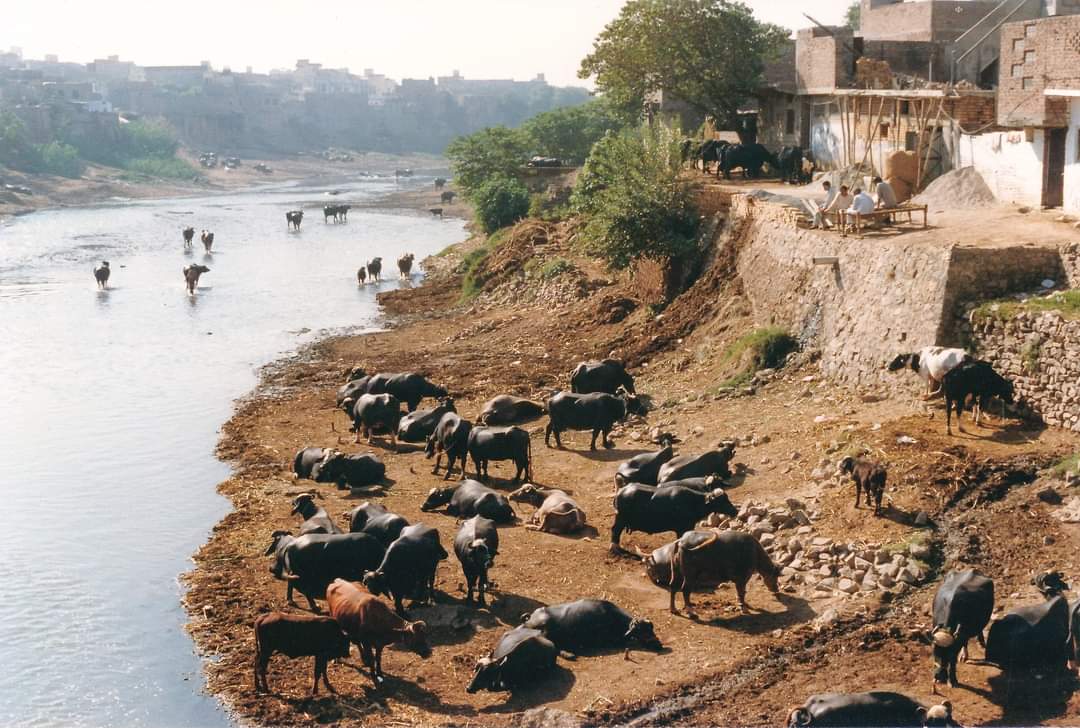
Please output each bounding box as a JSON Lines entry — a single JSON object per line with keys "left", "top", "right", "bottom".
{"left": 873, "top": 176, "right": 898, "bottom": 209}
{"left": 808, "top": 180, "right": 836, "bottom": 229}
{"left": 848, "top": 187, "right": 875, "bottom": 216}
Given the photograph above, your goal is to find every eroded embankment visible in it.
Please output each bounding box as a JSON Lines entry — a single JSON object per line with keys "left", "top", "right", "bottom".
{"left": 184, "top": 212, "right": 1080, "bottom": 727}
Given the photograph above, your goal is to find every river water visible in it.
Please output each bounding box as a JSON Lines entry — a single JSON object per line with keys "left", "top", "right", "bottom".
{"left": 0, "top": 176, "right": 465, "bottom": 727}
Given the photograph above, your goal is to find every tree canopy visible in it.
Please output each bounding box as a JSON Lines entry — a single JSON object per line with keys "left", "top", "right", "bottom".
{"left": 520, "top": 99, "right": 628, "bottom": 165}
{"left": 445, "top": 125, "right": 531, "bottom": 197}
{"left": 578, "top": 0, "right": 789, "bottom": 138}
{"left": 845, "top": 2, "right": 861, "bottom": 30}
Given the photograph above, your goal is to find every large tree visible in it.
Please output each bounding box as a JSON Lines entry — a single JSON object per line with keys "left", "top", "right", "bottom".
{"left": 845, "top": 1, "right": 861, "bottom": 30}
{"left": 579, "top": 0, "right": 789, "bottom": 141}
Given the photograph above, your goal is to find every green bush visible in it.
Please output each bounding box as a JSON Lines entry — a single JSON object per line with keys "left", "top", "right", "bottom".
{"left": 0, "top": 112, "right": 44, "bottom": 171}
{"left": 445, "top": 126, "right": 530, "bottom": 197}
{"left": 539, "top": 258, "right": 576, "bottom": 280}
{"left": 36, "top": 141, "right": 84, "bottom": 178}
{"left": 572, "top": 122, "right": 698, "bottom": 270}
{"left": 473, "top": 176, "right": 530, "bottom": 234}
{"left": 459, "top": 230, "right": 506, "bottom": 301}
{"left": 122, "top": 156, "right": 198, "bottom": 180}
{"left": 720, "top": 327, "right": 798, "bottom": 381}
{"left": 521, "top": 99, "right": 627, "bottom": 165}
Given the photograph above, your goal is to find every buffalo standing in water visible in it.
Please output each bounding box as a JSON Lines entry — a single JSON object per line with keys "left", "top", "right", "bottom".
{"left": 286, "top": 210, "right": 304, "bottom": 230}
{"left": 93, "top": 261, "right": 110, "bottom": 289}
{"left": 182, "top": 226, "right": 195, "bottom": 248}
{"left": 367, "top": 257, "right": 383, "bottom": 282}
{"left": 200, "top": 230, "right": 214, "bottom": 253}
{"left": 397, "top": 253, "right": 414, "bottom": 279}
{"left": 356, "top": 267, "right": 367, "bottom": 285}
{"left": 183, "top": 264, "right": 210, "bottom": 294}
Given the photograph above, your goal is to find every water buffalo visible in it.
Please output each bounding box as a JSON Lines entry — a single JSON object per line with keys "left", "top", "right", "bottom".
{"left": 346, "top": 502, "right": 409, "bottom": 547}
{"left": 326, "top": 578, "right": 430, "bottom": 684}
{"left": 509, "top": 484, "right": 586, "bottom": 535}
{"left": 440, "top": 190, "right": 456, "bottom": 204}
{"left": 467, "top": 425, "right": 532, "bottom": 483}
{"left": 985, "top": 571, "right": 1071, "bottom": 671}
{"left": 467, "top": 626, "right": 557, "bottom": 693}
{"left": 930, "top": 569, "right": 994, "bottom": 690}
{"left": 425, "top": 412, "right": 473, "bottom": 480}
{"left": 293, "top": 447, "right": 336, "bottom": 480}
{"left": 696, "top": 139, "right": 730, "bottom": 175}
{"left": 477, "top": 395, "right": 545, "bottom": 426}
{"left": 367, "top": 257, "right": 383, "bottom": 282}
{"left": 720, "top": 143, "right": 777, "bottom": 180}
{"left": 93, "top": 261, "right": 110, "bottom": 289}
{"left": 787, "top": 692, "right": 958, "bottom": 727}
{"left": 200, "top": 230, "right": 214, "bottom": 253}
{"left": 434, "top": 177, "right": 446, "bottom": 190}
{"left": 265, "top": 530, "right": 385, "bottom": 611}
{"left": 350, "top": 393, "right": 403, "bottom": 448}
{"left": 397, "top": 253, "right": 415, "bottom": 279}
{"left": 545, "top": 390, "right": 644, "bottom": 451}
{"left": 615, "top": 437, "right": 676, "bottom": 487}
{"left": 292, "top": 493, "right": 343, "bottom": 536}
{"left": 611, "top": 483, "right": 737, "bottom": 551}
{"left": 286, "top": 210, "right": 304, "bottom": 230}
{"left": 337, "top": 375, "right": 381, "bottom": 411}
{"left": 183, "top": 264, "right": 209, "bottom": 294}
{"left": 253, "top": 611, "right": 350, "bottom": 695}
{"left": 657, "top": 445, "right": 735, "bottom": 484}
{"left": 776, "top": 146, "right": 804, "bottom": 184}
{"left": 356, "top": 266, "right": 367, "bottom": 285}
{"left": 384, "top": 372, "right": 448, "bottom": 412}
{"left": 421, "top": 479, "right": 515, "bottom": 523}
{"left": 397, "top": 398, "right": 456, "bottom": 443}
{"left": 323, "top": 204, "right": 346, "bottom": 223}
{"left": 660, "top": 529, "right": 780, "bottom": 615}
{"left": 657, "top": 476, "right": 723, "bottom": 492}
{"left": 454, "top": 515, "right": 499, "bottom": 605}
{"left": 362, "top": 523, "right": 448, "bottom": 616}
{"left": 293, "top": 448, "right": 385, "bottom": 488}
{"left": 521, "top": 599, "right": 661, "bottom": 653}
{"left": 182, "top": 226, "right": 195, "bottom": 248}
{"left": 569, "top": 359, "right": 636, "bottom": 395}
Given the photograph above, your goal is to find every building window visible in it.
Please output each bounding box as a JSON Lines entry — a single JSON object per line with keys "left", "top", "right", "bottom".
{"left": 1012, "top": 64, "right": 1024, "bottom": 78}
{"left": 880, "top": 122, "right": 891, "bottom": 137}
{"left": 905, "top": 131, "right": 918, "bottom": 151}
{"left": 785, "top": 108, "right": 795, "bottom": 135}
{"left": 900, "top": 101, "right": 910, "bottom": 114}
{"left": 1013, "top": 38, "right": 1024, "bottom": 52}
{"left": 1024, "top": 50, "right": 1036, "bottom": 64}
{"left": 1022, "top": 76, "right": 1035, "bottom": 90}
{"left": 1025, "top": 23, "right": 1036, "bottom": 38}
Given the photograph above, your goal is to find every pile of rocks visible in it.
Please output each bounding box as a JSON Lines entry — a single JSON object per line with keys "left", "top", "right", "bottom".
{"left": 702, "top": 498, "right": 930, "bottom": 599}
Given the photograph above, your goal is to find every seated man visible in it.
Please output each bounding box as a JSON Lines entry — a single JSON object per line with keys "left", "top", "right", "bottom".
{"left": 822, "top": 184, "right": 852, "bottom": 229}
{"left": 847, "top": 187, "right": 875, "bottom": 225}
{"left": 807, "top": 180, "right": 836, "bottom": 229}
{"left": 873, "top": 176, "right": 898, "bottom": 210}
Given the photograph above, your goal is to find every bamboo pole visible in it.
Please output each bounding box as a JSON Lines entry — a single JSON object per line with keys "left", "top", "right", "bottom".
{"left": 858, "top": 96, "right": 888, "bottom": 175}
{"left": 918, "top": 99, "right": 946, "bottom": 190}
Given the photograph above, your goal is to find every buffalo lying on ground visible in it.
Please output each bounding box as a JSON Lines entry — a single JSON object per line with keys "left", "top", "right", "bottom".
{"left": 421, "top": 479, "right": 515, "bottom": 523}
{"left": 985, "top": 571, "right": 1071, "bottom": 672}
{"left": 787, "top": 692, "right": 958, "bottom": 727}
{"left": 615, "top": 437, "right": 675, "bottom": 487}
{"left": 509, "top": 484, "right": 587, "bottom": 535}
{"left": 397, "top": 398, "right": 456, "bottom": 443}
{"left": 657, "top": 445, "right": 735, "bottom": 484}
{"left": 346, "top": 502, "right": 409, "bottom": 547}
{"left": 521, "top": 599, "right": 661, "bottom": 653}
{"left": 467, "top": 626, "right": 557, "bottom": 693}
{"left": 477, "top": 395, "right": 545, "bottom": 426}
{"left": 291, "top": 493, "right": 343, "bottom": 536}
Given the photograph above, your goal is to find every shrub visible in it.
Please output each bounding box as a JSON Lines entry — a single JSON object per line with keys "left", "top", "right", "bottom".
{"left": 572, "top": 122, "right": 698, "bottom": 270}
{"left": 521, "top": 99, "right": 627, "bottom": 165}
{"left": 473, "top": 176, "right": 530, "bottom": 234}
{"left": 122, "top": 156, "right": 198, "bottom": 180}
{"left": 459, "top": 230, "right": 506, "bottom": 301}
{"left": 720, "top": 327, "right": 798, "bottom": 382}
{"left": 445, "top": 126, "right": 530, "bottom": 197}
{"left": 539, "top": 257, "right": 576, "bottom": 280}
{"left": 36, "top": 142, "right": 84, "bottom": 178}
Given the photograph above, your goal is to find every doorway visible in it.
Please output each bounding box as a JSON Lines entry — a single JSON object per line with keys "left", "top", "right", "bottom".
{"left": 1043, "top": 127, "right": 1067, "bottom": 208}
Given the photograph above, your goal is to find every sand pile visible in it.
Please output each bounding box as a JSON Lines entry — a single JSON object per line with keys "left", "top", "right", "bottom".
{"left": 913, "top": 166, "right": 996, "bottom": 208}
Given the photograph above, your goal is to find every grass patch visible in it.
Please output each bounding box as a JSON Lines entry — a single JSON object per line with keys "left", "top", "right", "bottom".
{"left": 1049, "top": 452, "right": 1080, "bottom": 477}
{"left": 434, "top": 244, "right": 458, "bottom": 258}
{"left": 972, "top": 290, "right": 1080, "bottom": 322}
{"left": 718, "top": 371, "right": 754, "bottom": 389}
{"left": 538, "top": 257, "right": 575, "bottom": 280}
{"left": 459, "top": 230, "right": 506, "bottom": 301}
{"left": 122, "top": 156, "right": 199, "bottom": 180}
{"left": 720, "top": 326, "right": 798, "bottom": 378}
{"left": 1021, "top": 339, "right": 1041, "bottom": 373}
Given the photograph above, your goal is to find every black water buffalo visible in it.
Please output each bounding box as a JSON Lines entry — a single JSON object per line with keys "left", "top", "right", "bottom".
{"left": 776, "top": 146, "right": 804, "bottom": 185}
{"left": 930, "top": 569, "right": 994, "bottom": 689}
{"left": 545, "top": 390, "right": 643, "bottom": 451}
{"left": 787, "top": 692, "right": 958, "bottom": 727}
{"left": 521, "top": 599, "right": 661, "bottom": 653}
{"left": 397, "top": 253, "right": 414, "bottom": 279}
{"left": 384, "top": 372, "right": 448, "bottom": 412}
{"left": 657, "top": 445, "right": 736, "bottom": 483}
{"left": 477, "top": 395, "right": 545, "bottom": 426}
{"left": 265, "top": 530, "right": 385, "bottom": 611}
{"left": 569, "top": 359, "right": 636, "bottom": 395}
{"left": 454, "top": 515, "right": 499, "bottom": 605}
{"left": 425, "top": 412, "right": 473, "bottom": 480}
{"left": 657, "top": 476, "right": 723, "bottom": 492}
{"left": 611, "top": 484, "right": 737, "bottom": 550}
{"left": 322, "top": 204, "right": 350, "bottom": 223}
{"left": 1069, "top": 599, "right": 1080, "bottom": 671}
{"left": 294, "top": 447, "right": 336, "bottom": 480}
{"left": 356, "top": 266, "right": 367, "bottom": 284}
{"left": 350, "top": 393, "right": 403, "bottom": 448}
{"left": 294, "top": 447, "right": 384, "bottom": 488}
{"left": 286, "top": 210, "right": 304, "bottom": 230}
{"left": 697, "top": 139, "right": 730, "bottom": 175}
{"left": 660, "top": 530, "right": 780, "bottom": 615}
{"left": 183, "top": 264, "right": 209, "bottom": 294}
{"left": 182, "top": 226, "right": 195, "bottom": 248}
{"left": 200, "top": 230, "right": 214, "bottom": 253}
{"left": 336, "top": 373, "right": 391, "bottom": 411}
{"left": 434, "top": 177, "right": 446, "bottom": 190}
{"left": 467, "top": 426, "right": 532, "bottom": 483}
{"left": 721, "top": 143, "right": 777, "bottom": 180}
{"left": 397, "top": 398, "right": 456, "bottom": 443}
{"left": 985, "top": 571, "right": 1071, "bottom": 671}
{"left": 292, "top": 493, "right": 343, "bottom": 536}
{"left": 440, "top": 190, "right": 456, "bottom": 204}
{"left": 615, "top": 439, "right": 676, "bottom": 487}
{"left": 467, "top": 626, "right": 557, "bottom": 693}
{"left": 362, "top": 523, "right": 448, "bottom": 616}
{"left": 942, "top": 359, "right": 1015, "bottom": 435}
{"left": 366, "top": 257, "right": 383, "bottom": 282}
{"left": 346, "top": 502, "right": 409, "bottom": 547}
{"left": 421, "top": 479, "right": 515, "bottom": 523}
{"left": 94, "top": 261, "right": 110, "bottom": 289}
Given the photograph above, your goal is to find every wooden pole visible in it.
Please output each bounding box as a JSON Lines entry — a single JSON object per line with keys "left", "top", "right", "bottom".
{"left": 918, "top": 99, "right": 945, "bottom": 190}
{"left": 858, "top": 96, "right": 888, "bottom": 174}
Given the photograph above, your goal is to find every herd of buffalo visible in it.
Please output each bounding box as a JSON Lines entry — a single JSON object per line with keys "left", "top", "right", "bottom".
{"left": 682, "top": 138, "right": 809, "bottom": 185}
{"left": 249, "top": 345, "right": 1079, "bottom": 725}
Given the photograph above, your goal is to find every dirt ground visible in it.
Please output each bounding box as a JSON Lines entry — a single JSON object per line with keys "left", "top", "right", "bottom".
{"left": 184, "top": 217, "right": 1080, "bottom": 727}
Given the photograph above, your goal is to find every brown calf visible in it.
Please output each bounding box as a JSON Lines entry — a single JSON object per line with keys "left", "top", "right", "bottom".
{"left": 253, "top": 611, "right": 349, "bottom": 695}
{"left": 326, "top": 579, "right": 431, "bottom": 684}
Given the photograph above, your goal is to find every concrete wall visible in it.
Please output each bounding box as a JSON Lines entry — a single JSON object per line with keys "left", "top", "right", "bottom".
{"left": 959, "top": 129, "right": 1045, "bottom": 207}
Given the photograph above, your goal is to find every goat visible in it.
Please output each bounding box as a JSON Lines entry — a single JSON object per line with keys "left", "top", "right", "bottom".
{"left": 838, "top": 456, "right": 887, "bottom": 515}
{"left": 888, "top": 346, "right": 969, "bottom": 398}
{"left": 942, "top": 359, "right": 1014, "bottom": 435}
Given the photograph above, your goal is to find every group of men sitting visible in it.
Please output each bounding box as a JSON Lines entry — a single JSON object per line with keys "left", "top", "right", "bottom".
{"left": 807, "top": 176, "right": 898, "bottom": 230}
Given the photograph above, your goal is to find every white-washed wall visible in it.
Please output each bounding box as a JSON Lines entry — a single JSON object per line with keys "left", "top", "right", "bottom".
{"left": 959, "top": 130, "right": 1044, "bottom": 208}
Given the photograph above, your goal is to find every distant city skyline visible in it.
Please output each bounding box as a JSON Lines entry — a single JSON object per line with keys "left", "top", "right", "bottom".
{"left": 7, "top": 1, "right": 854, "bottom": 87}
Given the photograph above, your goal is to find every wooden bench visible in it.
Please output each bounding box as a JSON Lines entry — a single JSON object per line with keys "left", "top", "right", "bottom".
{"left": 840, "top": 204, "right": 928, "bottom": 236}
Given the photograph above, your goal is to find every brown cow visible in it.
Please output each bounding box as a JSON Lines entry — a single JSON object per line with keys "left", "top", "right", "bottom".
{"left": 253, "top": 611, "right": 350, "bottom": 695}
{"left": 326, "top": 579, "right": 431, "bottom": 684}
{"left": 509, "top": 484, "right": 586, "bottom": 535}
{"left": 662, "top": 529, "right": 780, "bottom": 615}
{"left": 183, "top": 264, "right": 210, "bottom": 294}
{"left": 839, "top": 456, "right": 887, "bottom": 515}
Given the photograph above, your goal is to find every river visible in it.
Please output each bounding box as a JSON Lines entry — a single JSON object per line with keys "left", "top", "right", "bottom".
{"left": 0, "top": 176, "right": 465, "bottom": 727}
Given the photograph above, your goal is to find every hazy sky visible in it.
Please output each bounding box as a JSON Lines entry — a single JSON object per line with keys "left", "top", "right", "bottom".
{"left": 7, "top": 1, "right": 854, "bottom": 86}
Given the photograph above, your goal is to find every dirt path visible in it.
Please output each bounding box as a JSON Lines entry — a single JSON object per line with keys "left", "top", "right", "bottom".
{"left": 184, "top": 222, "right": 1080, "bottom": 727}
